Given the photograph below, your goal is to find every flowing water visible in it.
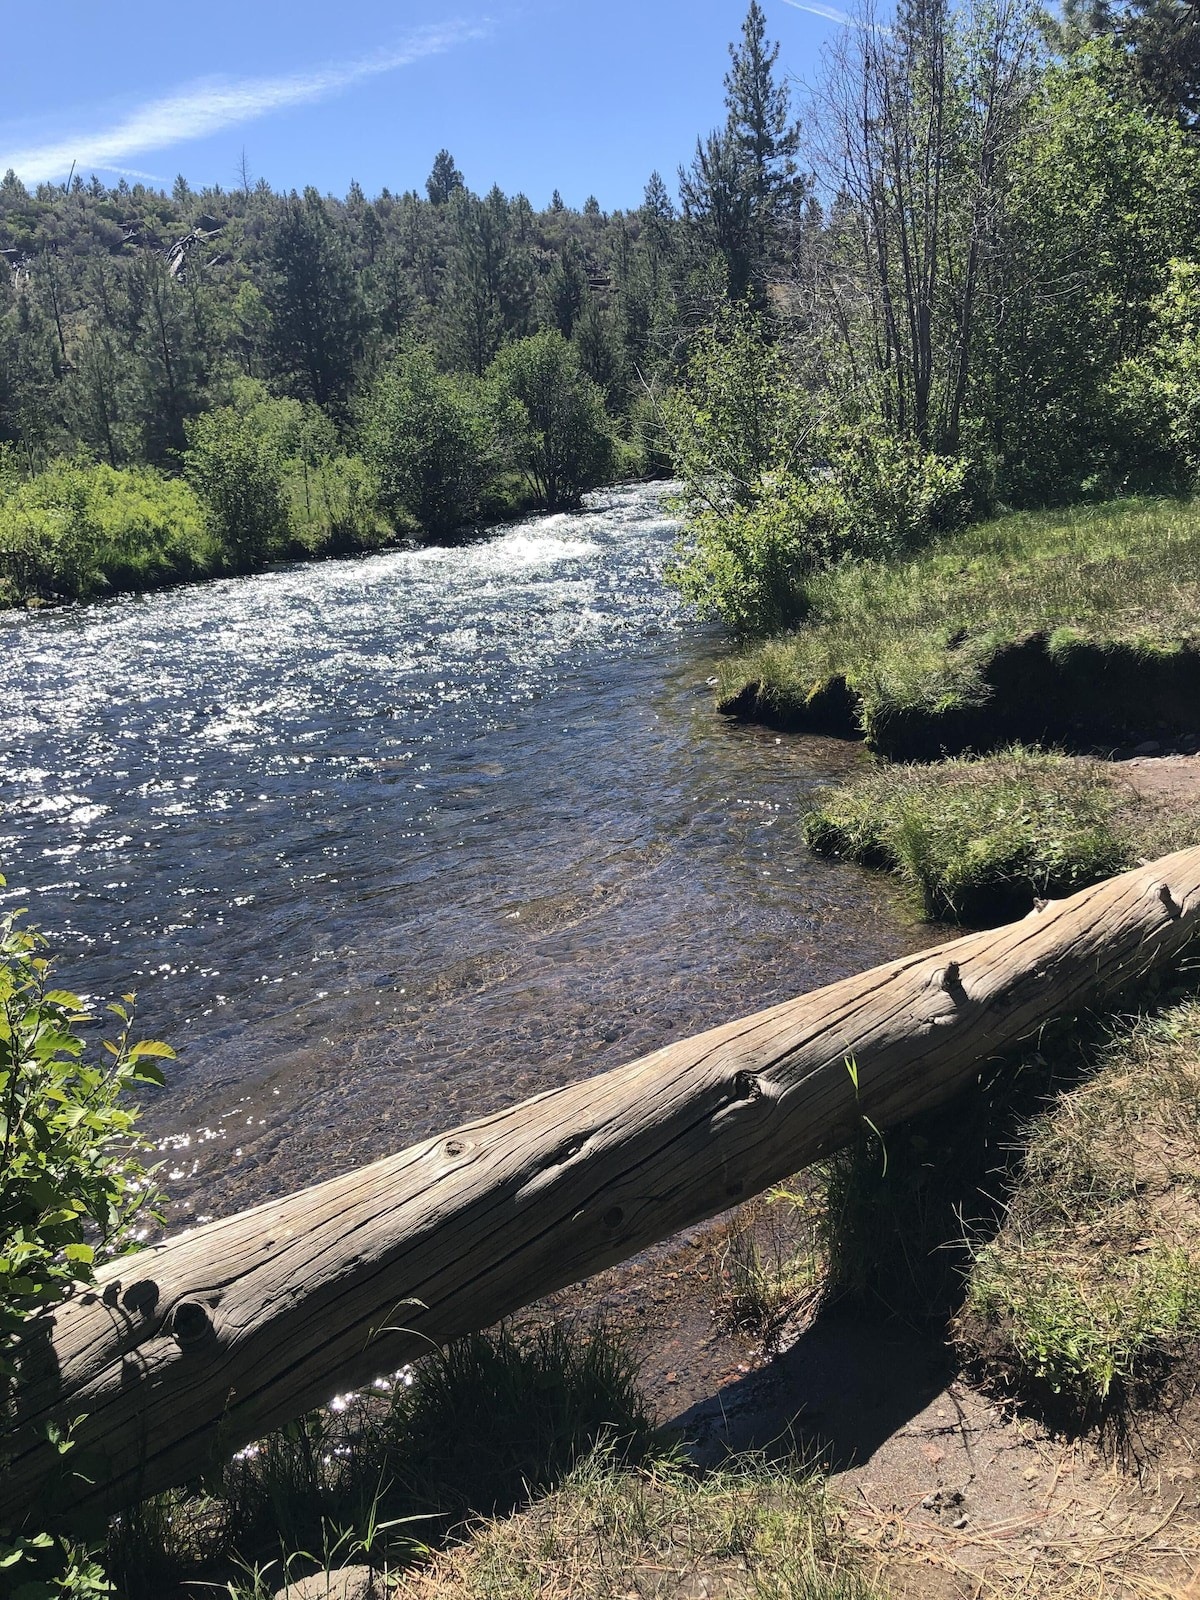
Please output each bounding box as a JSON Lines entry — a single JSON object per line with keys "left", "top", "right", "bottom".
{"left": 1, "top": 482, "right": 929, "bottom": 1227}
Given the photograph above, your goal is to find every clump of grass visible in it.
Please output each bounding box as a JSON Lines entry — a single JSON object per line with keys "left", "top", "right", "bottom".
{"left": 710, "top": 1187, "right": 826, "bottom": 1344}
{"left": 804, "top": 747, "right": 1147, "bottom": 923}
{"left": 719, "top": 495, "right": 1200, "bottom": 742}
{"left": 107, "top": 1322, "right": 654, "bottom": 1598}
{"left": 958, "top": 995, "right": 1200, "bottom": 1421}
{"left": 401, "top": 1447, "right": 882, "bottom": 1600}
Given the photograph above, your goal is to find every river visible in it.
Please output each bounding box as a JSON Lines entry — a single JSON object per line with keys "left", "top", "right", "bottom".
{"left": 0, "top": 482, "right": 927, "bottom": 1228}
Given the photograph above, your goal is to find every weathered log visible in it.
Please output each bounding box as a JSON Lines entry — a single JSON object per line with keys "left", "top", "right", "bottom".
{"left": 6, "top": 846, "right": 1200, "bottom": 1525}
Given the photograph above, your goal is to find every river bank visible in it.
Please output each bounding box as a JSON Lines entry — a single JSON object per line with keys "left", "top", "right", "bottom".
{"left": 718, "top": 496, "right": 1200, "bottom": 761}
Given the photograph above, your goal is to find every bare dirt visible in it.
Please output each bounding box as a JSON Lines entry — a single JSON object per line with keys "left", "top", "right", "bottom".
{"left": 1115, "top": 753, "right": 1200, "bottom": 808}
{"left": 524, "top": 1226, "right": 1200, "bottom": 1599}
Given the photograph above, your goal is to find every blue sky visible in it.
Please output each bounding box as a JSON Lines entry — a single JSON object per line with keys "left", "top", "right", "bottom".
{"left": 0, "top": 0, "right": 846, "bottom": 211}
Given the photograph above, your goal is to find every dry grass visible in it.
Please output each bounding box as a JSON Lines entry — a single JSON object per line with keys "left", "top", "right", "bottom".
{"left": 708, "top": 1186, "right": 826, "bottom": 1346}
{"left": 396, "top": 1449, "right": 883, "bottom": 1600}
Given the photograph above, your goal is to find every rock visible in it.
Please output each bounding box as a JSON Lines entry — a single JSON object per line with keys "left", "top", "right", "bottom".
{"left": 274, "top": 1566, "right": 379, "bottom": 1600}
{"left": 1133, "top": 739, "right": 1162, "bottom": 756}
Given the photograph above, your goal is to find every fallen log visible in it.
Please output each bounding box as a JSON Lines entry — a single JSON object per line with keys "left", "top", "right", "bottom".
{"left": 6, "top": 846, "right": 1200, "bottom": 1524}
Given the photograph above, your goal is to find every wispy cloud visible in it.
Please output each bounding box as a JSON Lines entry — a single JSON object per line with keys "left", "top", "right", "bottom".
{"left": 0, "top": 20, "right": 490, "bottom": 184}
{"left": 778, "top": 0, "right": 862, "bottom": 26}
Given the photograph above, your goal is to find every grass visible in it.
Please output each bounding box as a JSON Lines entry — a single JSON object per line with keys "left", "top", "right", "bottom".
{"left": 718, "top": 496, "right": 1200, "bottom": 757}
{"left": 397, "top": 1447, "right": 883, "bottom": 1600}
{"left": 958, "top": 993, "right": 1200, "bottom": 1422}
{"left": 804, "top": 746, "right": 1200, "bottom": 923}
{"left": 708, "top": 1187, "right": 826, "bottom": 1344}
{"left": 105, "top": 1322, "right": 655, "bottom": 1599}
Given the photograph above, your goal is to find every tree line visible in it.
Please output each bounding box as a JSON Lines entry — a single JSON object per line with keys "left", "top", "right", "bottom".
{"left": 3, "top": 0, "right": 1200, "bottom": 614}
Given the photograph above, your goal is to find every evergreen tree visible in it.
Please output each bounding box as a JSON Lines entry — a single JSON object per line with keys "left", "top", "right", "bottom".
{"left": 724, "top": 1, "right": 801, "bottom": 268}
{"left": 679, "top": 128, "right": 755, "bottom": 300}
{"left": 426, "top": 149, "right": 465, "bottom": 205}
{"left": 264, "top": 188, "right": 365, "bottom": 411}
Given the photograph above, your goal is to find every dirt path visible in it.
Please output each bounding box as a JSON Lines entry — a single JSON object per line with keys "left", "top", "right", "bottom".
{"left": 1115, "top": 753, "right": 1200, "bottom": 808}
{"left": 526, "top": 1233, "right": 1200, "bottom": 1599}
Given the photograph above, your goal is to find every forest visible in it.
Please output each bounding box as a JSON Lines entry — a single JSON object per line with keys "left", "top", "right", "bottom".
{"left": 2, "top": 0, "right": 1199, "bottom": 616}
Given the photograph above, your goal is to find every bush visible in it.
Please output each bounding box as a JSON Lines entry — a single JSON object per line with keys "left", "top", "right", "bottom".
{"left": 661, "top": 304, "right": 969, "bottom": 635}
{"left": 361, "top": 346, "right": 490, "bottom": 538}
{"left": 1109, "top": 258, "right": 1200, "bottom": 490}
{"left": 0, "top": 880, "right": 171, "bottom": 1592}
{"left": 0, "top": 459, "right": 211, "bottom": 604}
{"left": 487, "top": 331, "right": 615, "bottom": 511}
{"left": 184, "top": 406, "right": 290, "bottom": 571}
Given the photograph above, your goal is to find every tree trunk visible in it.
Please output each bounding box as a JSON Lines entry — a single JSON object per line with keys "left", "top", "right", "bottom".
{"left": 7, "top": 848, "right": 1200, "bottom": 1525}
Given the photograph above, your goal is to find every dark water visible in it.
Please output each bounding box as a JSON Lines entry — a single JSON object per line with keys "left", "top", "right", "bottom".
{"left": 1, "top": 483, "right": 927, "bottom": 1227}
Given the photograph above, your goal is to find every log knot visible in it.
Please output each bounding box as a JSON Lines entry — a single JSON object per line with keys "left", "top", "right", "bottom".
{"left": 172, "top": 1299, "right": 217, "bottom": 1351}
{"left": 1153, "top": 882, "right": 1182, "bottom": 919}
{"left": 935, "top": 961, "right": 965, "bottom": 998}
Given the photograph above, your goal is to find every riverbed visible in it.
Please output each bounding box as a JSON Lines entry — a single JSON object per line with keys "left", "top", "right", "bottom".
{"left": 1, "top": 482, "right": 928, "bottom": 1226}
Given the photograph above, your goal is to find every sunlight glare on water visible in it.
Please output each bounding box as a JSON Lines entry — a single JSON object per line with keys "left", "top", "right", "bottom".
{"left": 0, "top": 483, "right": 927, "bottom": 1222}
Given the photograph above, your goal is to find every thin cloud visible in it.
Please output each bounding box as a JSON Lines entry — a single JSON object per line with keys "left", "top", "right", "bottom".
{"left": 778, "top": 0, "right": 863, "bottom": 26}
{"left": 0, "top": 21, "right": 490, "bottom": 184}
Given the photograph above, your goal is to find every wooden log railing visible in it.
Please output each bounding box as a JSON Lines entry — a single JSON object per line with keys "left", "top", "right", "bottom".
{"left": 5, "top": 845, "right": 1200, "bottom": 1526}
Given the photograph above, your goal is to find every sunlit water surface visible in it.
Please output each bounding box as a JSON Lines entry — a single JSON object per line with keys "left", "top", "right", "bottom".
{"left": 1, "top": 483, "right": 929, "bottom": 1224}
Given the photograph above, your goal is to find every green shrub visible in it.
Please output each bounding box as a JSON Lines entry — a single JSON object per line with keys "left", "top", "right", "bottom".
{"left": 184, "top": 406, "right": 290, "bottom": 570}
{"left": 0, "top": 880, "right": 172, "bottom": 1593}
{"left": 661, "top": 302, "right": 969, "bottom": 635}
{"left": 361, "top": 345, "right": 491, "bottom": 538}
{"left": 487, "top": 331, "right": 615, "bottom": 511}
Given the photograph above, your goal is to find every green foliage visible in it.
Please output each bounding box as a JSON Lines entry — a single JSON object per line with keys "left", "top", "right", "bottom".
{"left": 804, "top": 747, "right": 1132, "bottom": 921}
{"left": 0, "top": 457, "right": 210, "bottom": 603}
{"left": 184, "top": 404, "right": 290, "bottom": 570}
{"left": 663, "top": 307, "right": 968, "bottom": 634}
{"left": 361, "top": 346, "right": 490, "bottom": 537}
{"left": 487, "top": 331, "right": 615, "bottom": 511}
{"left": 1110, "top": 257, "right": 1200, "bottom": 487}
{"left": 987, "top": 47, "right": 1200, "bottom": 502}
{"left": 0, "top": 883, "right": 170, "bottom": 1595}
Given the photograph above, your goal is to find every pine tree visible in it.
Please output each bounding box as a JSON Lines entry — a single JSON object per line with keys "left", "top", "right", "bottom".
{"left": 426, "top": 150, "right": 465, "bottom": 205}
{"left": 723, "top": 0, "right": 801, "bottom": 267}
{"left": 264, "top": 188, "right": 366, "bottom": 411}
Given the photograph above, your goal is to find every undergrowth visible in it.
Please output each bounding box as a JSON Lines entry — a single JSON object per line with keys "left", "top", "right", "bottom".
{"left": 106, "top": 1321, "right": 655, "bottom": 1598}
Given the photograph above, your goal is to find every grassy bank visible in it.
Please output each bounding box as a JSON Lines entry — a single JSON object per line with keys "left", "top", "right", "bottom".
{"left": 91, "top": 1322, "right": 880, "bottom": 1600}
{"left": 957, "top": 995, "right": 1200, "bottom": 1422}
{"left": 718, "top": 496, "right": 1200, "bottom": 759}
{"left": 804, "top": 746, "right": 1200, "bottom": 923}
{"left": 710, "top": 980, "right": 1200, "bottom": 1431}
